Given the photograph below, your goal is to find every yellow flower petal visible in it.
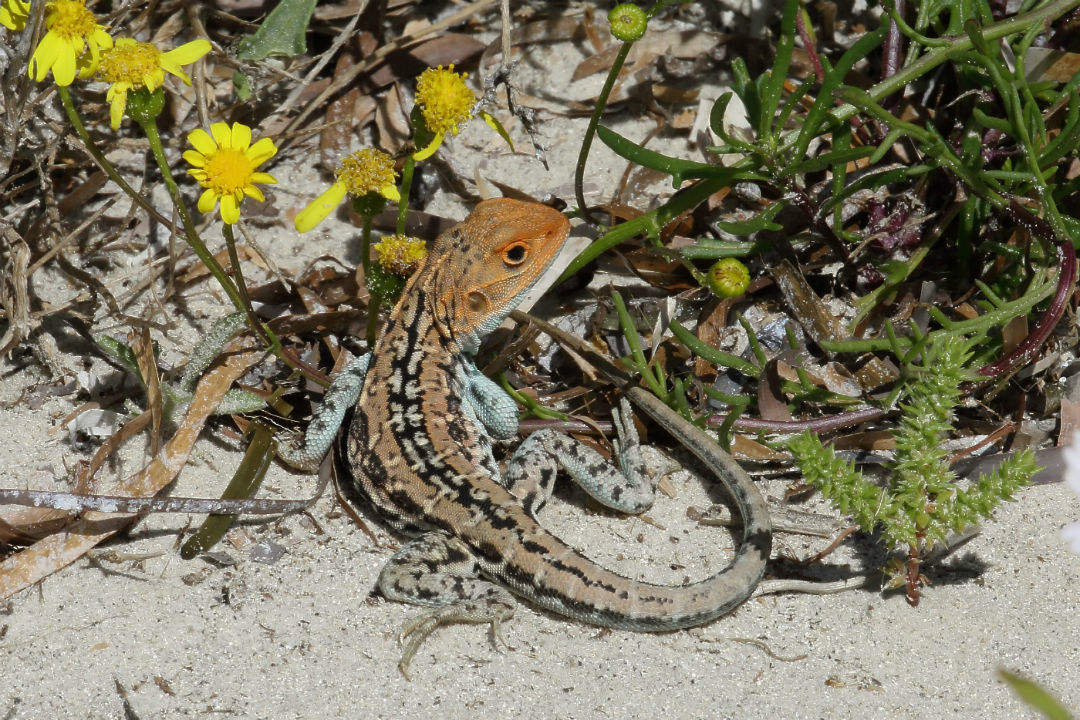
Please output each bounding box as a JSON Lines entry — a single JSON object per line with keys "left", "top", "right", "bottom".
{"left": 30, "top": 32, "right": 64, "bottom": 82}
{"left": 107, "top": 86, "right": 126, "bottom": 129}
{"left": 411, "top": 133, "right": 444, "bottom": 162}
{"left": 187, "top": 131, "right": 214, "bottom": 158}
{"left": 197, "top": 188, "right": 217, "bottom": 214}
{"left": 249, "top": 172, "right": 277, "bottom": 185}
{"left": 220, "top": 194, "right": 240, "bottom": 225}
{"left": 182, "top": 150, "right": 205, "bottom": 167}
{"left": 52, "top": 43, "right": 78, "bottom": 86}
{"left": 232, "top": 123, "right": 252, "bottom": 151}
{"left": 210, "top": 122, "right": 232, "bottom": 149}
{"left": 247, "top": 137, "right": 277, "bottom": 165}
{"left": 1, "top": 0, "right": 30, "bottom": 31}
{"left": 380, "top": 183, "right": 401, "bottom": 203}
{"left": 162, "top": 38, "right": 211, "bottom": 68}
{"left": 294, "top": 181, "right": 347, "bottom": 233}
{"left": 244, "top": 185, "right": 266, "bottom": 202}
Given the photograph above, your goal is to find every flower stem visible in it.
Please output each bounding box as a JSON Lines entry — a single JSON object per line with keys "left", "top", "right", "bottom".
{"left": 396, "top": 154, "right": 415, "bottom": 236}
{"left": 360, "top": 213, "right": 381, "bottom": 346}
{"left": 574, "top": 41, "right": 632, "bottom": 225}
{"left": 56, "top": 86, "right": 173, "bottom": 228}
{"left": 222, "top": 223, "right": 272, "bottom": 348}
{"left": 574, "top": 0, "right": 677, "bottom": 225}
{"left": 134, "top": 114, "right": 247, "bottom": 316}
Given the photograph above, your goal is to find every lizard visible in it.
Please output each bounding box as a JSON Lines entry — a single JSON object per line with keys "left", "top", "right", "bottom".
{"left": 278, "top": 197, "right": 772, "bottom": 674}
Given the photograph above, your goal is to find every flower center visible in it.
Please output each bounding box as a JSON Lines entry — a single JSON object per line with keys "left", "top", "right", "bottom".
{"left": 203, "top": 149, "right": 254, "bottom": 194}
{"left": 337, "top": 149, "right": 396, "bottom": 196}
{"left": 416, "top": 65, "right": 474, "bottom": 136}
{"left": 98, "top": 42, "right": 161, "bottom": 84}
{"left": 47, "top": 0, "right": 98, "bottom": 40}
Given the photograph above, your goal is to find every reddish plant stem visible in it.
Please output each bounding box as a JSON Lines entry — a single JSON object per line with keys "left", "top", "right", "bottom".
{"left": 881, "top": 0, "right": 905, "bottom": 110}
{"left": 975, "top": 205, "right": 1077, "bottom": 378}
{"left": 795, "top": 9, "right": 826, "bottom": 82}
{"left": 709, "top": 406, "right": 886, "bottom": 434}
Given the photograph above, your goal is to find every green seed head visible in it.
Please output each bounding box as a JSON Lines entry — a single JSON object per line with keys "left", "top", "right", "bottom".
{"left": 608, "top": 3, "right": 647, "bottom": 42}
{"left": 706, "top": 258, "right": 751, "bottom": 298}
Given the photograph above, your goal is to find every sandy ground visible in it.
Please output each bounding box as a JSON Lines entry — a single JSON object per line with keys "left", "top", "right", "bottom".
{"left": 2, "top": 5, "right": 1079, "bottom": 719}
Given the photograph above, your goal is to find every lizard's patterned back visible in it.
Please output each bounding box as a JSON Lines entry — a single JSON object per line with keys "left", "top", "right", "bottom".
{"left": 348, "top": 199, "right": 569, "bottom": 533}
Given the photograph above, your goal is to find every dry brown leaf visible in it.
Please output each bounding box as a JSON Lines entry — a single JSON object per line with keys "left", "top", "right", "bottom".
{"left": 0, "top": 411, "right": 153, "bottom": 544}
{"left": 132, "top": 328, "right": 162, "bottom": 456}
{"left": 691, "top": 300, "right": 733, "bottom": 381}
{"left": 769, "top": 260, "right": 845, "bottom": 345}
{"left": 853, "top": 356, "right": 899, "bottom": 392}
{"left": 365, "top": 34, "right": 485, "bottom": 89}
{"left": 757, "top": 360, "right": 793, "bottom": 422}
{"left": 0, "top": 346, "right": 259, "bottom": 600}
{"left": 321, "top": 52, "right": 370, "bottom": 168}
{"left": 375, "top": 82, "right": 412, "bottom": 153}
{"left": 1060, "top": 397, "right": 1080, "bottom": 440}
{"left": 1024, "top": 47, "right": 1080, "bottom": 83}
{"left": 1000, "top": 313, "right": 1028, "bottom": 357}
{"left": 731, "top": 434, "right": 788, "bottom": 461}
{"left": 831, "top": 430, "right": 896, "bottom": 452}
{"left": 776, "top": 359, "right": 862, "bottom": 397}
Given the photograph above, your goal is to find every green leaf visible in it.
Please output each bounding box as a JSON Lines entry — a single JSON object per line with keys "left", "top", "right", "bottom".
{"left": 998, "top": 670, "right": 1073, "bottom": 720}
{"left": 787, "top": 146, "right": 875, "bottom": 175}
{"left": 730, "top": 58, "right": 761, "bottom": 133}
{"left": 758, "top": 0, "right": 797, "bottom": 138}
{"left": 236, "top": 0, "right": 316, "bottom": 61}
{"left": 232, "top": 71, "right": 253, "bottom": 101}
{"left": 714, "top": 200, "right": 785, "bottom": 234}
{"left": 95, "top": 335, "right": 142, "bottom": 383}
{"left": 596, "top": 125, "right": 760, "bottom": 186}
{"left": 679, "top": 237, "right": 772, "bottom": 260}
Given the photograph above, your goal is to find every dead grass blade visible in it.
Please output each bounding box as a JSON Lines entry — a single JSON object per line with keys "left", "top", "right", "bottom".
{"left": 0, "top": 346, "right": 260, "bottom": 600}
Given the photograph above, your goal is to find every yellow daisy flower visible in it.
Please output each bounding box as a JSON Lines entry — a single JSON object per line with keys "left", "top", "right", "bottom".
{"left": 28, "top": 0, "right": 112, "bottom": 86}
{"left": 412, "top": 64, "right": 475, "bottom": 161}
{"left": 1, "top": 0, "right": 30, "bottom": 31}
{"left": 97, "top": 37, "right": 211, "bottom": 129}
{"left": 373, "top": 233, "right": 427, "bottom": 276}
{"left": 183, "top": 122, "right": 277, "bottom": 225}
{"left": 294, "top": 148, "right": 400, "bottom": 233}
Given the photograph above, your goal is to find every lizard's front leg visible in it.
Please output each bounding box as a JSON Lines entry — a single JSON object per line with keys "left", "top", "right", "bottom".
{"left": 378, "top": 533, "right": 516, "bottom": 678}
{"left": 275, "top": 353, "right": 371, "bottom": 472}
{"left": 504, "top": 398, "right": 655, "bottom": 515}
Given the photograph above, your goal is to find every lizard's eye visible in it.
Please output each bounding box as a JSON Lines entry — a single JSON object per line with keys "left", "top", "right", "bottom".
{"left": 501, "top": 242, "right": 528, "bottom": 266}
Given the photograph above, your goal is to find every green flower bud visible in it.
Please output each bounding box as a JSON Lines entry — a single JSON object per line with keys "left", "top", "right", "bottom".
{"left": 125, "top": 87, "right": 165, "bottom": 125}
{"left": 706, "top": 258, "right": 751, "bottom": 298}
{"left": 365, "top": 262, "right": 405, "bottom": 304}
{"left": 351, "top": 193, "right": 389, "bottom": 219}
{"left": 608, "top": 3, "right": 647, "bottom": 42}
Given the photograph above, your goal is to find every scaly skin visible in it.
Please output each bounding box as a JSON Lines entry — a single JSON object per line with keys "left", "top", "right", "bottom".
{"left": 336, "top": 198, "right": 771, "bottom": 663}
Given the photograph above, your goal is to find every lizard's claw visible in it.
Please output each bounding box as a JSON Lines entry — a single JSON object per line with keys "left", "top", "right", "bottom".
{"left": 396, "top": 602, "right": 515, "bottom": 679}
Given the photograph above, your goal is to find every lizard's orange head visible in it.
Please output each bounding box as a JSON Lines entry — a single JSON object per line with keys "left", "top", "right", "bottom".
{"left": 428, "top": 198, "right": 570, "bottom": 353}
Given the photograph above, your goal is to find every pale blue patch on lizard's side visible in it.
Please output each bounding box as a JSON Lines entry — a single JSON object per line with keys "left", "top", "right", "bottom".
{"left": 277, "top": 353, "right": 654, "bottom": 517}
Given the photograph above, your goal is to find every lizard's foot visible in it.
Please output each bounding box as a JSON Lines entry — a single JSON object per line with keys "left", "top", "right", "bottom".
{"left": 397, "top": 594, "right": 515, "bottom": 678}
{"left": 379, "top": 533, "right": 517, "bottom": 678}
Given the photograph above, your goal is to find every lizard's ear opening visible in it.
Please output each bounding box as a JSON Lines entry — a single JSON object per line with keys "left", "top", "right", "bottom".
{"left": 466, "top": 291, "right": 489, "bottom": 314}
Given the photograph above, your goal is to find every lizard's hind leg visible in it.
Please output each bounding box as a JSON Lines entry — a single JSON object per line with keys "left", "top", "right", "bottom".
{"left": 378, "top": 532, "right": 516, "bottom": 677}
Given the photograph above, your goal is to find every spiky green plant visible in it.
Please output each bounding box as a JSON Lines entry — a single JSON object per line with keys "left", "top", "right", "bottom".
{"left": 788, "top": 335, "right": 1039, "bottom": 604}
